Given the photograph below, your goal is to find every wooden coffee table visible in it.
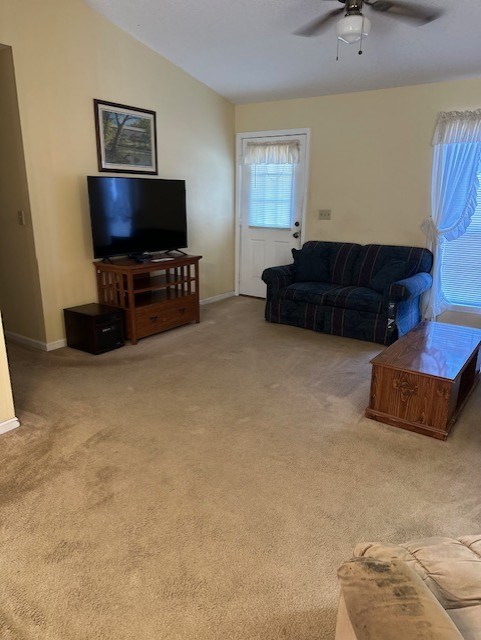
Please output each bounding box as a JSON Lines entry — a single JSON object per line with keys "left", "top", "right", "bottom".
{"left": 366, "top": 321, "right": 481, "bottom": 440}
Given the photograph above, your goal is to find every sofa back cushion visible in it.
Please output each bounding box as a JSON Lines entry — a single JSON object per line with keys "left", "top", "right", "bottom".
{"left": 369, "top": 259, "right": 407, "bottom": 293}
{"left": 292, "top": 246, "right": 330, "bottom": 282}
{"left": 298, "top": 241, "right": 362, "bottom": 286}
{"left": 353, "top": 245, "right": 433, "bottom": 289}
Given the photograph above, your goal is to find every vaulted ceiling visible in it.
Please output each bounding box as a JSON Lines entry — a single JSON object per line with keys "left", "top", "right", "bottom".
{"left": 84, "top": 0, "right": 481, "bottom": 103}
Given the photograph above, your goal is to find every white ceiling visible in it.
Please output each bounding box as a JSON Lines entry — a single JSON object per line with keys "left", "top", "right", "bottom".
{"left": 83, "top": 0, "right": 481, "bottom": 104}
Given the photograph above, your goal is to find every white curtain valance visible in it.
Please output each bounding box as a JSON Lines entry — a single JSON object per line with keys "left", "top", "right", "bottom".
{"left": 243, "top": 140, "right": 300, "bottom": 165}
{"left": 432, "top": 109, "right": 481, "bottom": 146}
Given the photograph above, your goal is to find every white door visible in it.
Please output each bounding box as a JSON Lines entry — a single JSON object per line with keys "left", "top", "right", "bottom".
{"left": 238, "top": 132, "right": 309, "bottom": 297}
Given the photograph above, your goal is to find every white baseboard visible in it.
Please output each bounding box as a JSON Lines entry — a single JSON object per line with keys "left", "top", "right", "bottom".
{"left": 46, "top": 338, "right": 67, "bottom": 351}
{"left": 5, "top": 331, "right": 66, "bottom": 352}
{"left": 5, "top": 331, "right": 47, "bottom": 350}
{"left": 0, "top": 417, "right": 20, "bottom": 435}
{"left": 6, "top": 296, "right": 236, "bottom": 351}
{"left": 200, "top": 291, "right": 235, "bottom": 305}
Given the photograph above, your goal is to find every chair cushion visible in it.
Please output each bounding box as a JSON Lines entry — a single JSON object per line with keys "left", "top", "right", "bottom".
{"left": 370, "top": 259, "right": 407, "bottom": 293}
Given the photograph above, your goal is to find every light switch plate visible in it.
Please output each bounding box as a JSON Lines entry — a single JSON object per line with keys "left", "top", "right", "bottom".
{"left": 318, "top": 209, "right": 331, "bottom": 220}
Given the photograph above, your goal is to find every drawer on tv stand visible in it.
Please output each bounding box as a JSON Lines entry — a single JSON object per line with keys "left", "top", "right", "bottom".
{"left": 131, "top": 296, "right": 197, "bottom": 339}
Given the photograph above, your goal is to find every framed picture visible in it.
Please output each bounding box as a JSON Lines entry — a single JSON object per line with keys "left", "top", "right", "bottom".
{"left": 94, "top": 99, "right": 158, "bottom": 174}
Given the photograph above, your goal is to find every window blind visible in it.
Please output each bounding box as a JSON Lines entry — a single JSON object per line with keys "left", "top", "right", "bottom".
{"left": 247, "top": 164, "right": 295, "bottom": 228}
{"left": 441, "top": 170, "right": 481, "bottom": 307}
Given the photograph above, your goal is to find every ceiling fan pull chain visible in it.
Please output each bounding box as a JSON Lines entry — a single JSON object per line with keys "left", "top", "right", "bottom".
{"left": 358, "top": 15, "right": 365, "bottom": 55}
{"left": 336, "top": 36, "right": 340, "bottom": 61}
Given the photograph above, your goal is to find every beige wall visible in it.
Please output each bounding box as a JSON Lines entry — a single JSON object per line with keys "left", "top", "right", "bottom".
{"left": 0, "top": 0, "right": 235, "bottom": 345}
{"left": 0, "top": 46, "right": 45, "bottom": 342}
{"left": 439, "top": 311, "right": 481, "bottom": 329}
{"left": 0, "top": 313, "right": 15, "bottom": 425}
{"left": 235, "top": 78, "right": 481, "bottom": 247}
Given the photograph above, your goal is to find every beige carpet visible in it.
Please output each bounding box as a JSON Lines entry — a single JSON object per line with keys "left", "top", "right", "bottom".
{"left": 2, "top": 296, "right": 481, "bottom": 640}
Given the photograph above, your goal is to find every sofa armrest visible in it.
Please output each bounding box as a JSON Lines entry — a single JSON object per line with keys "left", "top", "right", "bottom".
{"left": 336, "top": 557, "right": 463, "bottom": 640}
{"left": 261, "top": 264, "right": 295, "bottom": 298}
{"left": 388, "top": 272, "right": 433, "bottom": 302}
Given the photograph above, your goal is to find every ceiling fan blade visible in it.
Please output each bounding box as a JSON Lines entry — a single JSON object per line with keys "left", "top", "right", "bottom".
{"left": 365, "top": 1, "right": 443, "bottom": 24}
{"left": 294, "top": 8, "right": 345, "bottom": 37}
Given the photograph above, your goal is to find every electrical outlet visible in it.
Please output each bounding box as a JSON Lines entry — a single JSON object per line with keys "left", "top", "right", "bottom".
{"left": 318, "top": 209, "right": 331, "bottom": 220}
{"left": 17, "top": 210, "right": 26, "bottom": 226}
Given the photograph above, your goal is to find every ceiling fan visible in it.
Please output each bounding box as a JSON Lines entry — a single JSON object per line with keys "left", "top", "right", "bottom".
{"left": 295, "top": 0, "right": 443, "bottom": 49}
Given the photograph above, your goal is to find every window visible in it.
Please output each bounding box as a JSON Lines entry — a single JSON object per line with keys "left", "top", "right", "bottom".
{"left": 426, "top": 109, "right": 481, "bottom": 318}
{"left": 441, "top": 169, "right": 481, "bottom": 308}
{"left": 247, "top": 163, "right": 295, "bottom": 229}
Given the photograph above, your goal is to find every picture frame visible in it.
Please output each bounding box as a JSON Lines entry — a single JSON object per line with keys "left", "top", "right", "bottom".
{"left": 94, "top": 99, "right": 158, "bottom": 174}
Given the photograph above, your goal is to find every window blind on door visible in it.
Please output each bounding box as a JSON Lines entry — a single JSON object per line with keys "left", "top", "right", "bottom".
{"left": 247, "top": 164, "right": 295, "bottom": 228}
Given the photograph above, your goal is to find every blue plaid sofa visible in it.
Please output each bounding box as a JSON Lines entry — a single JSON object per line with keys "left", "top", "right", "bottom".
{"left": 262, "top": 241, "right": 433, "bottom": 345}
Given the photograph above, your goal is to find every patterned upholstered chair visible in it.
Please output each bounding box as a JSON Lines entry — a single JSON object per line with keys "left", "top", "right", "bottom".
{"left": 262, "top": 241, "right": 433, "bottom": 345}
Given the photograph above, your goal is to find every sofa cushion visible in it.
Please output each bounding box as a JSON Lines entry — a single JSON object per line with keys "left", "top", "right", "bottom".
{"left": 370, "top": 259, "right": 407, "bottom": 293}
{"left": 292, "top": 246, "right": 330, "bottom": 283}
{"left": 303, "top": 241, "right": 362, "bottom": 286}
{"left": 283, "top": 284, "right": 385, "bottom": 314}
{"left": 353, "top": 245, "right": 434, "bottom": 288}
{"left": 283, "top": 282, "right": 342, "bottom": 305}
{"left": 323, "top": 285, "right": 385, "bottom": 314}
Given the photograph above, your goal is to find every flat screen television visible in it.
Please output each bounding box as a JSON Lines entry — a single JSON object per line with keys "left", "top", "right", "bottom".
{"left": 87, "top": 176, "right": 187, "bottom": 259}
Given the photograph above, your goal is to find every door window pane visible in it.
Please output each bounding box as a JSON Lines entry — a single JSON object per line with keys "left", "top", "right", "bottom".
{"left": 247, "top": 163, "right": 295, "bottom": 228}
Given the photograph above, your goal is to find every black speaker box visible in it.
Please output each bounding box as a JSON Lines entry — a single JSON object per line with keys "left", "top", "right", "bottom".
{"left": 64, "top": 303, "right": 124, "bottom": 355}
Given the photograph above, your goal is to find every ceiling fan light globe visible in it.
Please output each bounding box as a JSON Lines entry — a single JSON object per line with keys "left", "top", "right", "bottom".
{"left": 336, "top": 14, "right": 371, "bottom": 44}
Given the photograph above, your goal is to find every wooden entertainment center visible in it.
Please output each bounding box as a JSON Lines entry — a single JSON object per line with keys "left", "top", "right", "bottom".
{"left": 94, "top": 254, "right": 201, "bottom": 345}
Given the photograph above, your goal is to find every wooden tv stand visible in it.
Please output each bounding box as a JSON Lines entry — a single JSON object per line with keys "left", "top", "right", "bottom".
{"left": 94, "top": 254, "right": 201, "bottom": 345}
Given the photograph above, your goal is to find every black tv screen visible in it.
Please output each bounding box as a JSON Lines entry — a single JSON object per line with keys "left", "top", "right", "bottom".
{"left": 87, "top": 176, "right": 187, "bottom": 258}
